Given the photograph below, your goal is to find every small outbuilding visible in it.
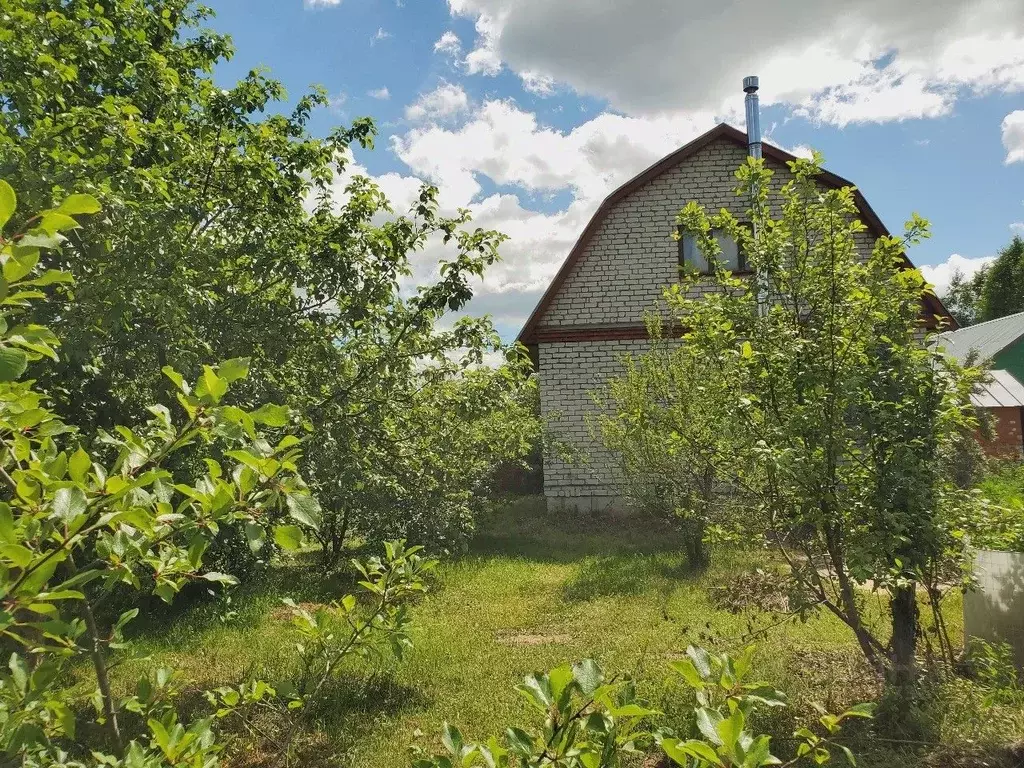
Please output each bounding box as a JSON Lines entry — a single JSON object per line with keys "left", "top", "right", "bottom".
{"left": 940, "top": 313, "right": 1024, "bottom": 456}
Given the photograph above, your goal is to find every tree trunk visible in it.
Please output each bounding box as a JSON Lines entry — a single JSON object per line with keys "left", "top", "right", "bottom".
{"left": 889, "top": 584, "right": 919, "bottom": 688}
{"left": 683, "top": 518, "right": 709, "bottom": 572}
{"left": 82, "top": 598, "right": 123, "bottom": 753}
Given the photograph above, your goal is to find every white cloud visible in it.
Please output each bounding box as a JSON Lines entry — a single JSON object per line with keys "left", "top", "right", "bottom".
{"left": 404, "top": 83, "right": 470, "bottom": 123}
{"left": 304, "top": 0, "right": 340, "bottom": 7}
{"left": 392, "top": 99, "right": 715, "bottom": 206}
{"left": 447, "top": 0, "right": 1024, "bottom": 124}
{"left": 921, "top": 253, "right": 996, "bottom": 296}
{"left": 520, "top": 71, "right": 556, "bottom": 96}
{"left": 1002, "top": 110, "right": 1024, "bottom": 163}
{"left": 371, "top": 27, "right": 392, "bottom": 45}
{"left": 434, "top": 31, "right": 462, "bottom": 57}
{"left": 462, "top": 12, "right": 502, "bottom": 75}
{"left": 368, "top": 87, "right": 391, "bottom": 100}
{"left": 1011, "top": 222, "right": 1024, "bottom": 234}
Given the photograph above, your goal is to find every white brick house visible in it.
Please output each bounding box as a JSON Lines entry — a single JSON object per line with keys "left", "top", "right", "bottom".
{"left": 516, "top": 123, "right": 955, "bottom": 513}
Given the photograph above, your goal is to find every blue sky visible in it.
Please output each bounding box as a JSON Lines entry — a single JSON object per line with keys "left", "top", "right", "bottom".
{"left": 204, "top": 0, "right": 1024, "bottom": 340}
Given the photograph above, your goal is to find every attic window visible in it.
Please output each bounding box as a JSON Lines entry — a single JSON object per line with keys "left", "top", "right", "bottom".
{"left": 678, "top": 227, "right": 748, "bottom": 274}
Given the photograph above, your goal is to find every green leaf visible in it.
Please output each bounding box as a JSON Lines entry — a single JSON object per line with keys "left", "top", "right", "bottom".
{"left": 244, "top": 522, "right": 265, "bottom": 553}
{"left": 68, "top": 447, "right": 91, "bottom": 484}
{"left": 0, "top": 346, "right": 28, "bottom": 381}
{"left": 38, "top": 212, "right": 80, "bottom": 234}
{"left": 695, "top": 707, "right": 724, "bottom": 745}
{"left": 9, "top": 654, "right": 28, "bottom": 695}
{"left": 0, "top": 504, "right": 15, "bottom": 543}
{"left": 286, "top": 493, "right": 322, "bottom": 530}
{"left": 52, "top": 486, "right": 88, "bottom": 523}
{"left": 742, "top": 735, "right": 778, "bottom": 767}
{"left": 841, "top": 703, "right": 875, "bottom": 719}
{"left": 671, "top": 658, "right": 706, "bottom": 690}
{"left": 0, "top": 180, "right": 15, "bottom": 228}
{"left": 687, "top": 646, "right": 712, "bottom": 678}
{"left": 201, "top": 572, "right": 238, "bottom": 586}
{"left": 251, "top": 403, "right": 290, "bottom": 427}
{"left": 217, "top": 357, "right": 250, "bottom": 384}
{"left": 195, "top": 365, "right": 227, "bottom": 403}
{"left": 504, "top": 727, "right": 534, "bottom": 756}
{"left": 162, "top": 365, "right": 188, "bottom": 393}
{"left": 741, "top": 340, "right": 753, "bottom": 359}
{"left": 518, "top": 673, "right": 553, "bottom": 710}
{"left": 274, "top": 525, "right": 303, "bottom": 551}
{"left": 717, "top": 707, "right": 744, "bottom": 754}
{"left": 662, "top": 738, "right": 724, "bottom": 767}
{"left": 0, "top": 544, "right": 33, "bottom": 568}
{"left": 24, "top": 269, "right": 74, "bottom": 287}
{"left": 548, "top": 663, "right": 574, "bottom": 706}
{"left": 572, "top": 659, "right": 602, "bottom": 695}
{"left": 441, "top": 723, "right": 463, "bottom": 756}
{"left": 55, "top": 194, "right": 101, "bottom": 215}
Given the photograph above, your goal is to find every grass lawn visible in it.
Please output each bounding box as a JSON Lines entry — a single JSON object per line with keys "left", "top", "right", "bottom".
{"left": 117, "top": 496, "right": 1022, "bottom": 768}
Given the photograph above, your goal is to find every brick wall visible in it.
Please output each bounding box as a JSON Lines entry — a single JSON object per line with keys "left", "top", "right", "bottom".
{"left": 977, "top": 406, "right": 1024, "bottom": 457}
{"left": 535, "top": 135, "right": 884, "bottom": 503}
{"left": 539, "top": 136, "right": 879, "bottom": 331}
{"left": 539, "top": 340, "right": 652, "bottom": 501}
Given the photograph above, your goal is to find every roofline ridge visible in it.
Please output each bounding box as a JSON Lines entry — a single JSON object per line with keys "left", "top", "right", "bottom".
{"left": 943, "top": 308, "right": 1024, "bottom": 336}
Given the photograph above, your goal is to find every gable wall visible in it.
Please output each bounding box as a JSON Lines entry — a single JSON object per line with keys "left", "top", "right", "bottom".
{"left": 538, "top": 136, "right": 880, "bottom": 330}
{"left": 536, "top": 136, "right": 884, "bottom": 507}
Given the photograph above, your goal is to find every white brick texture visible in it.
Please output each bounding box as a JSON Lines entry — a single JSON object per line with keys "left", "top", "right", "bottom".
{"left": 536, "top": 135, "right": 883, "bottom": 503}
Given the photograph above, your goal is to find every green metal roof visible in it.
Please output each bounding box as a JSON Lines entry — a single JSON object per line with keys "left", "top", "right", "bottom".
{"left": 938, "top": 311, "right": 1024, "bottom": 364}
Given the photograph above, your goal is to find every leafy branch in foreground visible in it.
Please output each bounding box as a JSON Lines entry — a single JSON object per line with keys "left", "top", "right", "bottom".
{"left": 286, "top": 540, "right": 437, "bottom": 702}
{"left": 0, "top": 180, "right": 321, "bottom": 767}
{"left": 412, "top": 646, "right": 872, "bottom": 768}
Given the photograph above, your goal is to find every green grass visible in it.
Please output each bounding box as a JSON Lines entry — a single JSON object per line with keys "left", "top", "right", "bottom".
{"left": 115, "top": 497, "right": 1023, "bottom": 768}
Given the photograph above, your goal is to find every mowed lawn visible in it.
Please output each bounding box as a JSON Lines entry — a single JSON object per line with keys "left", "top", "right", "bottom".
{"left": 115, "top": 496, "right": 1020, "bottom": 768}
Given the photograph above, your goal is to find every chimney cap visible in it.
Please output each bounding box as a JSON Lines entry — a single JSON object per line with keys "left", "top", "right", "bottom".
{"left": 743, "top": 75, "right": 759, "bottom": 93}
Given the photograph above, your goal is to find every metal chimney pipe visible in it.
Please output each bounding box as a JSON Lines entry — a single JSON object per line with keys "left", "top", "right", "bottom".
{"left": 743, "top": 75, "right": 768, "bottom": 316}
{"left": 743, "top": 75, "right": 762, "bottom": 159}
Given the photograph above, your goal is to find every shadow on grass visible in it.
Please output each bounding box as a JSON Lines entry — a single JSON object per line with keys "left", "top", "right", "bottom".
{"left": 120, "top": 553, "right": 362, "bottom": 645}
{"left": 471, "top": 496, "right": 690, "bottom": 563}
{"left": 288, "top": 672, "right": 431, "bottom": 766}
{"left": 561, "top": 554, "right": 696, "bottom": 602}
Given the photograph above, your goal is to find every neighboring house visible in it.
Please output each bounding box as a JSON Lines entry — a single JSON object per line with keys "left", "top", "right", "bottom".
{"left": 517, "top": 119, "right": 955, "bottom": 512}
{"left": 940, "top": 312, "right": 1024, "bottom": 456}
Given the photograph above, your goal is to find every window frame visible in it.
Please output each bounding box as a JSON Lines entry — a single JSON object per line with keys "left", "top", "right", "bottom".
{"left": 677, "top": 223, "right": 753, "bottom": 275}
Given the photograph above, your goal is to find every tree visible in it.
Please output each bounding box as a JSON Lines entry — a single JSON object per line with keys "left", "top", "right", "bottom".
{"left": 598, "top": 323, "right": 745, "bottom": 570}
{"left": 605, "top": 154, "right": 981, "bottom": 689}
{"left": 978, "top": 235, "right": 1024, "bottom": 322}
{"left": 941, "top": 266, "right": 987, "bottom": 326}
{"left": 0, "top": 0, "right": 537, "bottom": 559}
{"left": 0, "top": 181, "right": 439, "bottom": 767}
{"left": 939, "top": 235, "right": 1024, "bottom": 326}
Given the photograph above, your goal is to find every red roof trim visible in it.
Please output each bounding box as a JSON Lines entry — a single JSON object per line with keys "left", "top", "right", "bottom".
{"left": 535, "top": 325, "right": 654, "bottom": 343}
{"left": 516, "top": 123, "right": 956, "bottom": 345}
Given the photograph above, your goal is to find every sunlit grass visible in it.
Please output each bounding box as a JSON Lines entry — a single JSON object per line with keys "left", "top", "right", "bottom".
{"left": 111, "top": 496, "right": 1020, "bottom": 768}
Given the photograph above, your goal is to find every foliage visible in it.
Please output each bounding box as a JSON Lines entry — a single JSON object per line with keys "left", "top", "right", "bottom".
{"left": 0, "top": 0, "right": 539, "bottom": 566}
{"left": 940, "top": 235, "right": 1024, "bottom": 325}
{"left": 412, "top": 646, "right": 871, "bottom": 768}
{"left": 0, "top": 183, "right": 438, "bottom": 768}
{"left": 977, "top": 235, "right": 1024, "bottom": 323}
{"left": 287, "top": 540, "right": 437, "bottom": 701}
{"left": 597, "top": 326, "right": 746, "bottom": 570}
{"left": 962, "top": 639, "right": 1022, "bottom": 703}
{"left": 936, "top": 459, "right": 1024, "bottom": 552}
{"left": 0, "top": 183, "right": 320, "bottom": 765}
{"left": 940, "top": 267, "right": 987, "bottom": 327}
{"left": 603, "top": 152, "right": 985, "bottom": 686}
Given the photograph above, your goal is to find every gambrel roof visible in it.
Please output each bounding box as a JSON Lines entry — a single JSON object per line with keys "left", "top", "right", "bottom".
{"left": 517, "top": 123, "right": 956, "bottom": 345}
